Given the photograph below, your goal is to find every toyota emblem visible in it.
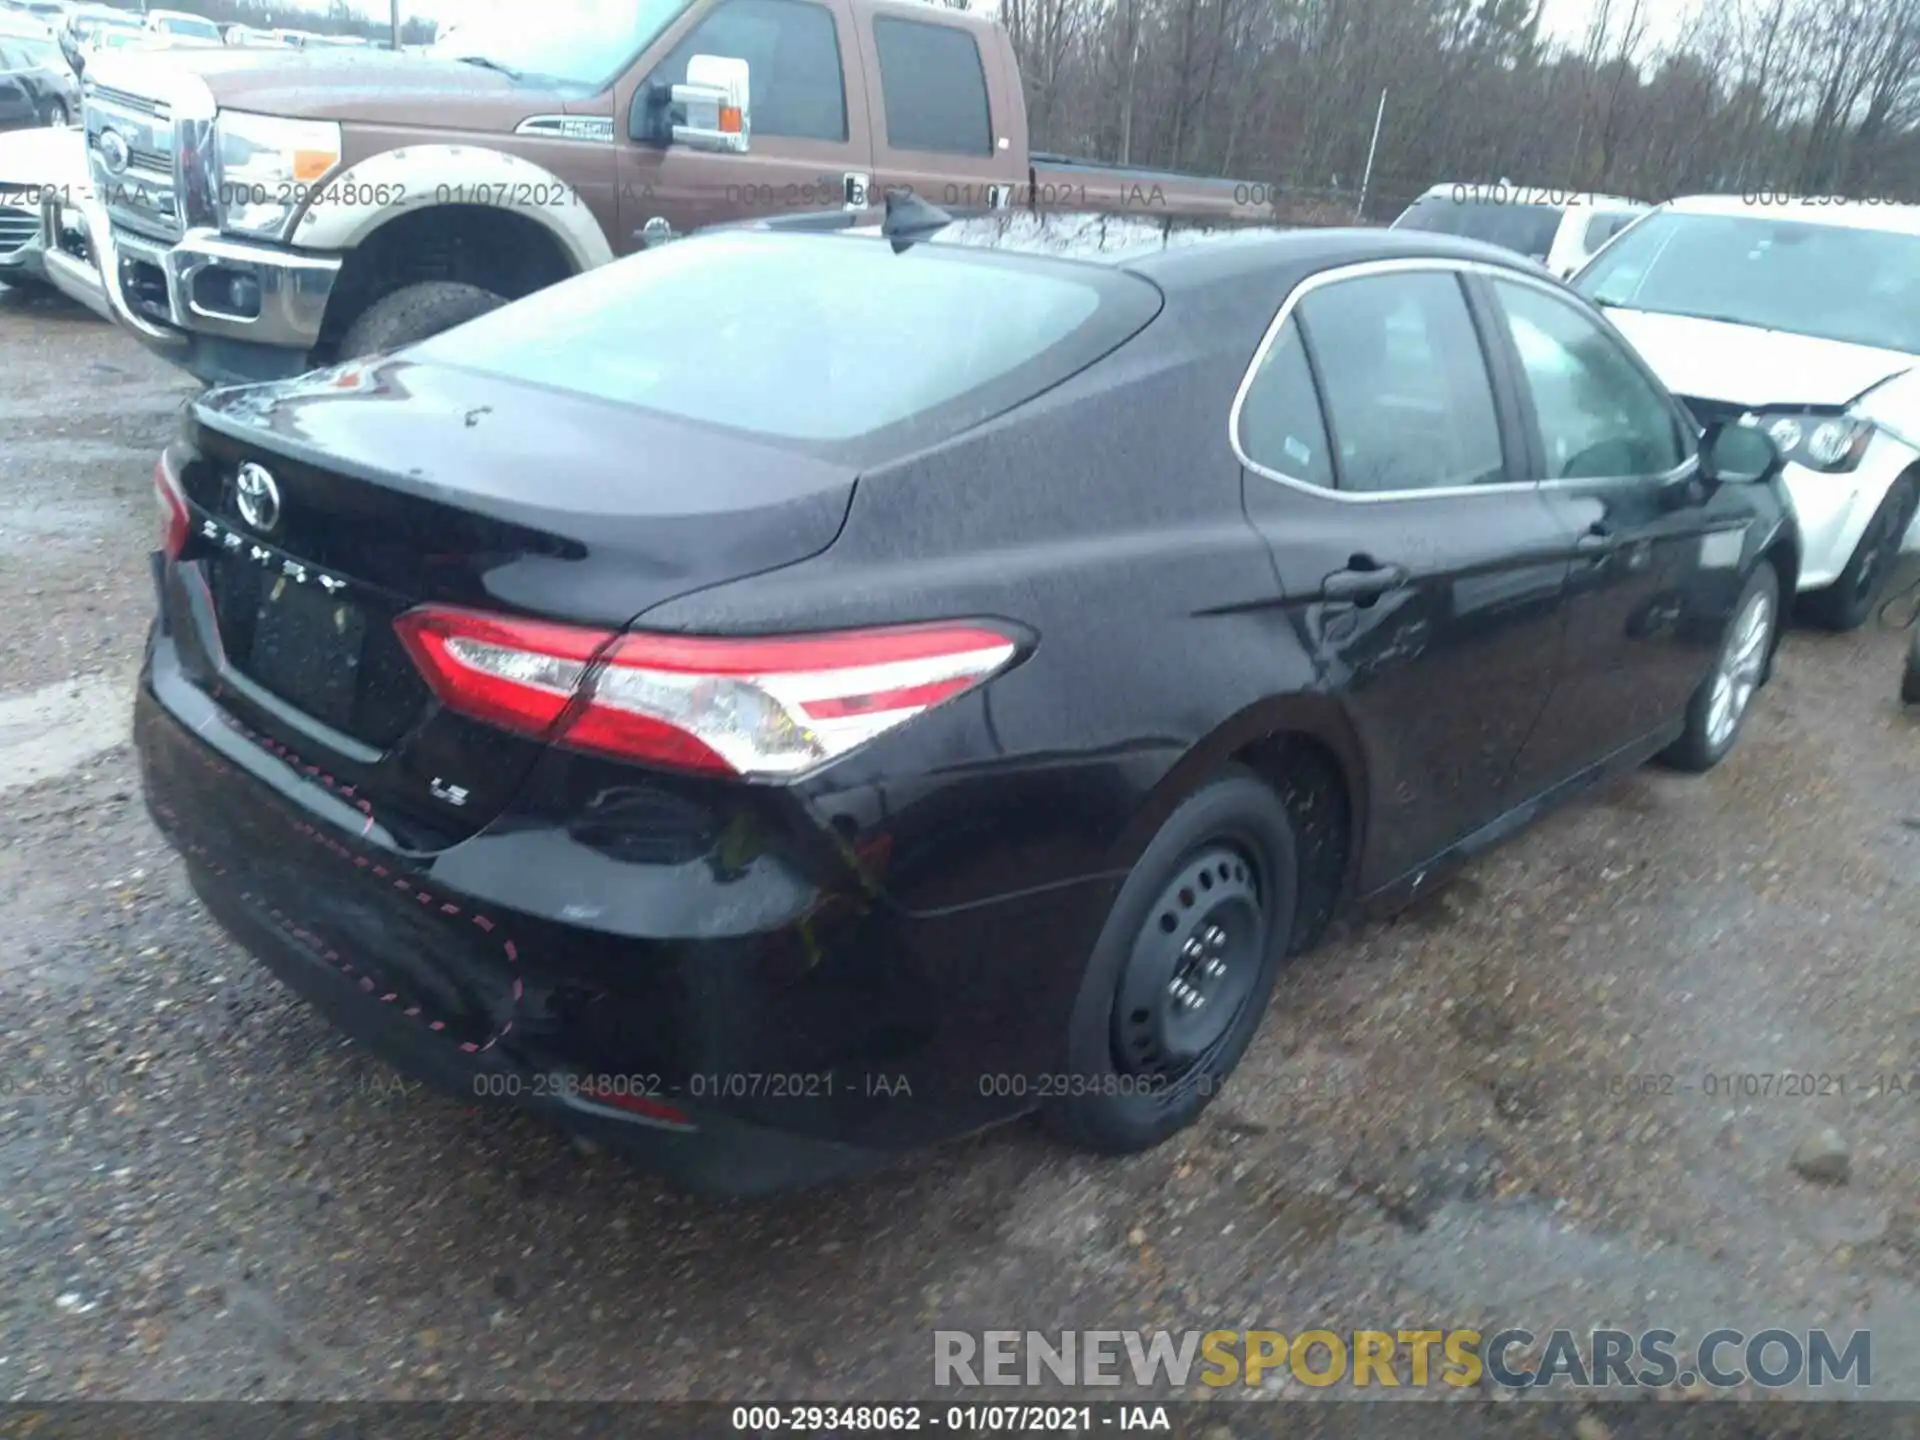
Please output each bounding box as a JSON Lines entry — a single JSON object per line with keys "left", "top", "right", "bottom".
{"left": 97, "top": 129, "right": 131, "bottom": 175}
{"left": 235, "top": 462, "right": 282, "bottom": 533}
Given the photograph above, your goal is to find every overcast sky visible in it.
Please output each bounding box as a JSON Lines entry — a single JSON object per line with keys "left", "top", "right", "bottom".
{"left": 382, "top": 0, "right": 1697, "bottom": 54}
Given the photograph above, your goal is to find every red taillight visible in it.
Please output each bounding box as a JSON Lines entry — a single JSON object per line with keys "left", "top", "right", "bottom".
{"left": 155, "top": 454, "right": 190, "bottom": 558}
{"left": 393, "top": 604, "right": 1020, "bottom": 779}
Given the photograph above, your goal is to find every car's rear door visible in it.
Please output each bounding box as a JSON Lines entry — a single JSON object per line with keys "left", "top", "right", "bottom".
{"left": 1234, "top": 260, "right": 1575, "bottom": 896}
{"left": 1470, "top": 270, "right": 1737, "bottom": 794}
{"left": 853, "top": 5, "right": 1024, "bottom": 207}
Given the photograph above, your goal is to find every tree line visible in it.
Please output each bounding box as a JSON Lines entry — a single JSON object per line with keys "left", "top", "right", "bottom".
{"left": 974, "top": 0, "right": 1920, "bottom": 217}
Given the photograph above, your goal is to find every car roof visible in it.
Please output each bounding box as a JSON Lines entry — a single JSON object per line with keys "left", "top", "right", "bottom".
{"left": 1661, "top": 194, "right": 1920, "bottom": 234}
{"left": 736, "top": 206, "right": 1557, "bottom": 290}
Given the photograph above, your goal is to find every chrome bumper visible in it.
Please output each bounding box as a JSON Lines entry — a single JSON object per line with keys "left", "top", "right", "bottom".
{"left": 39, "top": 192, "right": 341, "bottom": 361}
{"left": 0, "top": 214, "right": 50, "bottom": 284}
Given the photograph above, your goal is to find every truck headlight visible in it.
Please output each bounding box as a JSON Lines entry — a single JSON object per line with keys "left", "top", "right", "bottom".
{"left": 1738, "top": 410, "right": 1874, "bottom": 473}
{"left": 214, "top": 109, "right": 340, "bottom": 240}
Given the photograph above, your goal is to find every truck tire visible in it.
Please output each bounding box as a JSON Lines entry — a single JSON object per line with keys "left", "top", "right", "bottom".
{"left": 1904, "top": 626, "right": 1920, "bottom": 706}
{"left": 337, "top": 281, "right": 508, "bottom": 360}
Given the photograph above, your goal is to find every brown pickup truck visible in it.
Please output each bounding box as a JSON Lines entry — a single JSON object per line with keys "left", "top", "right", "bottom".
{"left": 43, "top": 0, "right": 1271, "bottom": 384}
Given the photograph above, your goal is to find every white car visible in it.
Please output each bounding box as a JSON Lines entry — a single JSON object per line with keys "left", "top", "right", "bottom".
{"left": 1572, "top": 196, "right": 1920, "bottom": 630}
{"left": 0, "top": 121, "right": 88, "bottom": 291}
{"left": 1391, "top": 183, "right": 1652, "bottom": 278}
{"left": 141, "top": 8, "right": 222, "bottom": 46}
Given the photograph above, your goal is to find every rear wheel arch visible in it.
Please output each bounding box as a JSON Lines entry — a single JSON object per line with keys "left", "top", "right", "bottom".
{"left": 1116, "top": 697, "right": 1368, "bottom": 953}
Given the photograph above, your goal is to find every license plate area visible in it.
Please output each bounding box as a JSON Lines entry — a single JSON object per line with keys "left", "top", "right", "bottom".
{"left": 204, "top": 556, "right": 426, "bottom": 747}
{"left": 243, "top": 569, "right": 366, "bottom": 732}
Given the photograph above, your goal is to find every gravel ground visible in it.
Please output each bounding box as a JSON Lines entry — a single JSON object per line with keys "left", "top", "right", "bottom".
{"left": 3, "top": 278, "right": 1920, "bottom": 1408}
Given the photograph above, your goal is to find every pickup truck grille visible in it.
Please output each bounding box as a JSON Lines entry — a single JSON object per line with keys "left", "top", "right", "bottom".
{"left": 84, "top": 83, "right": 182, "bottom": 242}
{"left": 0, "top": 205, "right": 35, "bottom": 258}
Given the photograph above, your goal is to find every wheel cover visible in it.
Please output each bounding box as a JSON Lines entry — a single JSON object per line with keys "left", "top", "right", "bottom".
{"left": 1706, "top": 588, "right": 1774, "bottom": 749}
{"left": 1113, "top": 845, "right": 1264, "bottom": 1080}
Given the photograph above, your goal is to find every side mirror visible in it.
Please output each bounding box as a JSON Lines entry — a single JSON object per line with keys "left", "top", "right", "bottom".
{"left": 1699, "top": 419, "right": 1781, "bottom": 485}
{"left": 664, "top": 54, "right": 750, "bottom": 153}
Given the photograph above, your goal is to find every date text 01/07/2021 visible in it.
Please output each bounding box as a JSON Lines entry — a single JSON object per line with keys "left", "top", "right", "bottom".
{"left": 1599, "top": 1072, "right": 1912, "bottom": 1098}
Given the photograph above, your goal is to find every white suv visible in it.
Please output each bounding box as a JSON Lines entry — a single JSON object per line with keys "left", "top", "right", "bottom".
{"left": 1391, "top": 183, "right": 1651, "bottom": 278}
{"left": 1572, "top": 196, "right": 1920, "bottom": 630}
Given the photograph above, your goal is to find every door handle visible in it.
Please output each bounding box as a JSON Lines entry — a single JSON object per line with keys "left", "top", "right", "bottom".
{"left": 1323, "top": 558, "right": 1410, "bottom": 605}
{"left": 1575, "top": 525, "right": 1618, "bottom": 559}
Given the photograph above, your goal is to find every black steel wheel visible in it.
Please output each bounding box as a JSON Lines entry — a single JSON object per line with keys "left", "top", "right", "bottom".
{"left": 1113, "top": 845, "right": 1264, "bottom": 1080}
{"left": 1044, "top": 768, "right": 1298, "bottom": 1155}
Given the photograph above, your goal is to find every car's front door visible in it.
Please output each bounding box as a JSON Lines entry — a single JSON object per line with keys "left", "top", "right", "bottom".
{"left": 1236, "top": 263, "right": 1575, "bottom": 895}
{"left": 1475, "top": 272, "right": 1738, "bottom": 795}
{"left": 613, "top": 0, "right": 874, "bottom": 248}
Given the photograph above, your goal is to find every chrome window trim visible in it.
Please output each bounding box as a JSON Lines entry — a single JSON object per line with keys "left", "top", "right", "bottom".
{"left": 1229, "top": 255, "right": 1699, "bottom": 504}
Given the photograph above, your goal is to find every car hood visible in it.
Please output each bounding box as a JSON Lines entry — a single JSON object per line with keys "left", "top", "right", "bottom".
{"left": 0, "top": 121, "right": 89, "bottom": 192}
{"left": 83, "top": 48, "right": 596, "bottom": 127}
{"left": 1600, "top": 306, "right": 1915, "bottom": 409}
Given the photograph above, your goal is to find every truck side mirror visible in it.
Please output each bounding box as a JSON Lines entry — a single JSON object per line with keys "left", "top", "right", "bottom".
{"left": 646, "top": 54, "right": 750, "bottom": 153}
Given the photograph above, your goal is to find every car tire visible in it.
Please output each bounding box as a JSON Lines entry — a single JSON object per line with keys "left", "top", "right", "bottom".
{"left": 1903, "top": 627, "right": 1920, "bottom": 706}
{"left": 1804, "top": 477, "right": 1917, "bottom": 633}
{"left": 1662, "top": 562, "right": 1781, "bottom": 773}
{"left": 40, "top": 100, "right": 68, "bottom": 127}
{"left": 1041, "top": 767, "right": 1299, "bottom": 1156}
{"left": 336, "top": 281, "right": 507, "bottom": 360}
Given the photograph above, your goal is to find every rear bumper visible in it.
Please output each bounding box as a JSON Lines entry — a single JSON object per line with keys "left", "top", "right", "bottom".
{"left": 137, "top": 616, "right": 1114, "bottom": 1194}
{"left": 40, "top": 194, "right": 337, "bottom": 384}
{"left": 181, "top": 858, "right": 880, "bottom": 1195}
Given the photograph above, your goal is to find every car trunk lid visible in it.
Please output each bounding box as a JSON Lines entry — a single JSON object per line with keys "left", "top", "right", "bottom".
{"left": 167, "top": 357, "right": 856, "bottom": 851}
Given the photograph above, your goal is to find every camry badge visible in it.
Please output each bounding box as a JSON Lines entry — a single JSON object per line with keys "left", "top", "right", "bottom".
{"left": 235, "top": 462, "right": 282, "bottom": 533}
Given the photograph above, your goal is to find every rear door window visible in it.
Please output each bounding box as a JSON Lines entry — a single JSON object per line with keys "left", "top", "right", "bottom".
{"left": 1236, "top": 319, "right": 1334, "bottom": 489}
{"left": 1295, "top": 271, "right": 1507, "bottom": 493}
{"left": 871, "top": 15, "right": 993, "bottom": 157}
{"left": 1394, "top": 196, "right": 1564, "bottom": 259}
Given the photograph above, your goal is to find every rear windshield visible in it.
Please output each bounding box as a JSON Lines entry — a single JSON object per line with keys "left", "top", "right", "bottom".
{"left": 1393, "top": 195, "right": 1563, "bottom": 258}
{"left": 413, "top": 230, "right": 1160, "bottom": 450}
{"left": 157, "top": 13, "right": 220, "bottom": 36}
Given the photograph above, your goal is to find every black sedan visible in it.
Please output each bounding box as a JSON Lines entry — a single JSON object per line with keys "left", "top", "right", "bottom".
{"left": 0, "top": 32, "right": 76, "bottom": 128}
{"left": 137, "top": 204, "right": 1797, "bottom": 1194}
